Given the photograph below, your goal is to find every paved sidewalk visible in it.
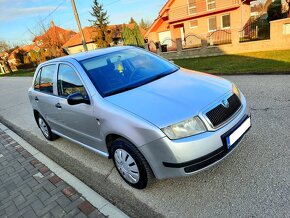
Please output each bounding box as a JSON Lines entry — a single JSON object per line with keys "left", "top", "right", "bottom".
{"left": 0, "top": 125, "right": 125, "bottom": 218}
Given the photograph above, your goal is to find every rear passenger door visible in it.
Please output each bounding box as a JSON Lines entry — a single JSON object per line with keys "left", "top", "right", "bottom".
{"left": 32, "top": 64, "right": 60, "bottom": 130}
{"left": 54, "top": 63, "right": 103, "bottom": 152}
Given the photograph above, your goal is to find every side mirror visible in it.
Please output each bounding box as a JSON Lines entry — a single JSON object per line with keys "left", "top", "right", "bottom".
{"left": 67, "top": 92, "right": 90, "bottom": 105}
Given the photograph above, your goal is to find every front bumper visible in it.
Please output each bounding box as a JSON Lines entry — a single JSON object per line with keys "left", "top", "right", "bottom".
{"left": 139, "top": 97, "right": 251, "bottom": 179}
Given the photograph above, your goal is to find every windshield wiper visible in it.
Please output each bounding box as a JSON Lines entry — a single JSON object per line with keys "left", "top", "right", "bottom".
{"left": 105, "top": 84, "right": 141, "bottom": 96}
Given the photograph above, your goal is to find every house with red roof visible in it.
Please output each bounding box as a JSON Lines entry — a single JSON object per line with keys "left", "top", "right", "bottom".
{"left": 145, "top": 0, "right": 253, "bottom": 49}
{"left": 33, "top": 21, "right": 76, "bottom": 59}
{"left": 63, "top": 23, "right": 146, "bottom": 54}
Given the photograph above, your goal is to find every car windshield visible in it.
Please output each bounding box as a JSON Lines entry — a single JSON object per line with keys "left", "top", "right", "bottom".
{"left": 80, "top": 48, "right": 179, "bottom": 97}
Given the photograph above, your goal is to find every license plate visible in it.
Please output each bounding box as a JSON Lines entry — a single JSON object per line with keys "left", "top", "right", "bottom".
{"left": 226, "top": 117, "right": 251, "bottom": 149}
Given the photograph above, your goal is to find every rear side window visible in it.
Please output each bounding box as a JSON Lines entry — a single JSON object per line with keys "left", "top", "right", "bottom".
{"left": 57, "top": 64, "right": 86, "bottom": 98}
{"left": 39, "top": 65, "right": 56, "bottom": 94}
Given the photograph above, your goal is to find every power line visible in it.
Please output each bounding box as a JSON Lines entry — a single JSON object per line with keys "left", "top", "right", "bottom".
{"left": 21, "top": 0, "right": 68, "bottom": 40}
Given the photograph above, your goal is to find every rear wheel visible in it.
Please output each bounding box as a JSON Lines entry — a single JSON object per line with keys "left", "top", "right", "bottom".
{"left": 37, "top": 114, "right": 58, "bottom": 141}
{"left": 111, "top": 138, "right": 153, "bottom": 189}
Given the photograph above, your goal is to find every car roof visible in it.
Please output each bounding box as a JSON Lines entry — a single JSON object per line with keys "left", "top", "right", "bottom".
{"left": 42, "top": 46, "right": 134, "bottom": 64}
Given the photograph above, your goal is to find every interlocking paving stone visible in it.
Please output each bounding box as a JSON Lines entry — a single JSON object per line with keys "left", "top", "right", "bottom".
{"left": 78, "top": 201, "right": 95, "bottom": 216}
{"left": 62, "top": 186, "right": 76, "bottom": 198}
{"left": 0, "top": 129, "right": 105, "bottom": 218}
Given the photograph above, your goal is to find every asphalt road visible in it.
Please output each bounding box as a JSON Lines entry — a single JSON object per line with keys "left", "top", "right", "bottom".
{"left": 0, "top": 75, "right": 289, "bottom": 217}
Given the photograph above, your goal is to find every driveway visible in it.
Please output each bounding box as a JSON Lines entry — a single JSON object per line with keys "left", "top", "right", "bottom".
{"left": 0, "top": 75, "right": 289, "bottom": 217}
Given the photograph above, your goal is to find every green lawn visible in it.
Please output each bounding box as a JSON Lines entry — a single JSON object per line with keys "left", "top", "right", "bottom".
{"left": 173, "top": 50, "right": 290, "bottom": 74}
{"left": 0, "top": 69, "right": 35, "bottom": 77}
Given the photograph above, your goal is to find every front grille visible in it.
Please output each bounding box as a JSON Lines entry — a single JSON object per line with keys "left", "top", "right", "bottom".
{"left": 206, "top": 94, "right": 241, "bottom": 128}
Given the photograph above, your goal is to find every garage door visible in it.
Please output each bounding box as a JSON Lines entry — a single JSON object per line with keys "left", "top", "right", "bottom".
{"left": 158, "top": 31, "right": 172, "bottom": 47}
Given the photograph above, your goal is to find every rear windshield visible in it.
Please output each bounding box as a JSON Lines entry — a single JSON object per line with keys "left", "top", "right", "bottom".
{"left": 80, "top": 48, "right": 179, "bottom": 97}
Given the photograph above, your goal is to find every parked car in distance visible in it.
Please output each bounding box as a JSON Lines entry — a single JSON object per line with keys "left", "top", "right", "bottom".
{"left": 28, "top": 46, "right": 251, "bottom": 189}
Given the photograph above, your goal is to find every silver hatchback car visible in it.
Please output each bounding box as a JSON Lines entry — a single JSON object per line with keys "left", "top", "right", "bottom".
{"left": 28, "top": 46, "right": 251, "bottom": 189}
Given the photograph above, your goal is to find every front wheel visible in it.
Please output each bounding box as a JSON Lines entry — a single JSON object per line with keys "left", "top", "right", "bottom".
{"left": 111, "top": 138, "right": 153, "bottom": 189}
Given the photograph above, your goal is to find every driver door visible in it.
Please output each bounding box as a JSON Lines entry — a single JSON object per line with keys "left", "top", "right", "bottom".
{"left": 54, "top": 63, "right": 103, "bottom": 152}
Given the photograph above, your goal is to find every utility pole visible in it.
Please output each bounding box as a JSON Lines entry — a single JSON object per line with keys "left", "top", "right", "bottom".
{"left": 71, "top": 0, "right": 88, "bottom": 52}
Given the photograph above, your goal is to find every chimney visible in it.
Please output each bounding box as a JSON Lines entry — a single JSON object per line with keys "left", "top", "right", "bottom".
{"left": 50, "top": 21, "right": 55, "bottom": 27}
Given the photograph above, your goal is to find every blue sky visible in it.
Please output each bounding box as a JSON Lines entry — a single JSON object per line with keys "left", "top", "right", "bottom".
{"left": 0, "top": 0, "right": 167, "bottom": 44}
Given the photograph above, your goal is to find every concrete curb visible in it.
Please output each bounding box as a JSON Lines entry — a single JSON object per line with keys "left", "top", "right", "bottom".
{"left": 0, "top": 123, "right": 129, "bottom": 218}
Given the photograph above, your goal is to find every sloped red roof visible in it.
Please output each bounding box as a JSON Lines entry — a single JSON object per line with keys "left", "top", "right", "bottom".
{"left": 63, "top": 26, "right": 98, "bottom": 48}
{"left": 63, "top": 23, "right": 146, "bottom": 48}
{"left": 33, "top": 22, "right": 76, "bottom": 48}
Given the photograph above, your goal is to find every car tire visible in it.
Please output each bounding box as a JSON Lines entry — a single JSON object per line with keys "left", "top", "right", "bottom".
{"left": 37, "top": 114, "right": 58, "bottom": 141}
{"left": 111, "top": 138, "right": 153, "bottom": 189}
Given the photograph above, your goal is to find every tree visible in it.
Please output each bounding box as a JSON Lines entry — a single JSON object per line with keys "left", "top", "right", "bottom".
{"left": 0, "top": 41, "right": 13, "bottom": 73}
{"left": 267, "top": 0, "right": 284, "bottom": 21}
{"left": 286, "top": 0, "right": 290, "bottom": 17}
{"left": 28, "top": 20, "right": 74, "bottom": 61}
{"left": 121, "top": 24, "right": 144, "bottom": 47}
{"left": 129, "top": 17, "right": 137, "bottom": 24}
{"left": 89, "top": 0, "right": 111, "bottom": 48}
{"left": 139, "top": 18, "right": 151, "bottom": 30}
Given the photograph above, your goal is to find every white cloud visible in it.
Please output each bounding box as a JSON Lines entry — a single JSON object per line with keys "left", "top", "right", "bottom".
{"left": 0, "top": 6, "right": 67, "bottom": 21}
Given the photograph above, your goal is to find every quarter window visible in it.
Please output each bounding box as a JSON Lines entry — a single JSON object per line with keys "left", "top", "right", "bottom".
{"left": 39, "top": 65, "right": 55, "bottom": 94}
{"left": 57, "top": 64, "right": 86, "bottom": 98}
{"left": 188, "top": 0, "right": 197, "bottom": 15}
{"left": 207, "top": 0, "right": 216, "bottom": 11}
{"left": 222, "top": 14, "right": 231, "bottom": 29}
{"left": 34, "top": 69, "right": 41, "bottom": 90}
{"left": 208, "top": 17, "right": 217, "bottom": 32}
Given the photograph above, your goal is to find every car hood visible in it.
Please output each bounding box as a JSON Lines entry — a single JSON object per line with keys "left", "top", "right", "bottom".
{"left": 105, "top": 69, "right": 232, "bottom": 128}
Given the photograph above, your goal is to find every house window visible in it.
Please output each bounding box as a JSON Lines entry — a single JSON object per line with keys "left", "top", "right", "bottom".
{"left": 222, "top": 14, "right": 231, "bottom": 29}
{"left": 208, "top": 17, "right": 217, "bottom": 32}
{"left": 188, "top": 0, "right": 197, "bottom": 15}
{"left": 283, "top": 23, "right": 290, "bottom": 35}
{"left": 189, "top": 20, "right": 198, "bottom": 28}
{"left": 207, "top": 0, "right": 216, "bottom": 11}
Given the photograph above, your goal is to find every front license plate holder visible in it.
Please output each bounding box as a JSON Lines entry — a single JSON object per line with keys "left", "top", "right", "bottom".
{"left": 223, "top": 116, "right": 251, "bottom": 150}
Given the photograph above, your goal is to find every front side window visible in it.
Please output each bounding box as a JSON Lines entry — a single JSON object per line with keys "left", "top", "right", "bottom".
{"left": 57, "top": 64, "right": 86, "bottom": 98}
{"left": 39, "top": 65, "right": 55, "bottom": 94}
{"left": 188, "top": 0, "right": 197, "bottom": 15}
{"left": 208, "top": 17, "right": 217, "bottom": 32}
{"left": 207, "top": 0, "right": 216, "bottom": 11}
{"left": 222, "top": 14, "right": 231, "bottom": 29}
{"left": 80, "top": 48, "right": 179, "bottom": 97}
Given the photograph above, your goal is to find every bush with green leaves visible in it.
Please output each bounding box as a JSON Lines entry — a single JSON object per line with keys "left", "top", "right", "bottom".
{"left": 267, "top": 0, "right": 283, "bottom": 21}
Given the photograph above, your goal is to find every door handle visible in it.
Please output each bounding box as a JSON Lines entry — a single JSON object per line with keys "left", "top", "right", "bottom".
{"left": 34, "top": 96, "right": 39, "bottom": 102}
{"left": 55, "top": 103, "right": 62, "bottom": 109}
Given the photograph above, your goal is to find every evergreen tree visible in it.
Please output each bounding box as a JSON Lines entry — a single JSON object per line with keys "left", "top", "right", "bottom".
{"left": 121, "top": 24, "right": 144, "bottom": 47}
{"left": 89, "top": 0, "right": 111, "bottom": 47}
{"left": 139, "top": 18, "right": 150, "bottom": 30}
{"left": 129, "top": 17, "right": 137, "bottom": 24}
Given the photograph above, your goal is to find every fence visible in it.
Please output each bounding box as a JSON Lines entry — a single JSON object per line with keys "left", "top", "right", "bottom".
{"left": 144, "top": 18, "right": 290, "bottom": 60}
{"left": 183, "top": 34, "right": 202, "bottom": 49}
{"left": 207, "top": 29, "right": 232, "bottom": 46}
{"left": 239, "top": 21, "right": 270, "bottom": 42}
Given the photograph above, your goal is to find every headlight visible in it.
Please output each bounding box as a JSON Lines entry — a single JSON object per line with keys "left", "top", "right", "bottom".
{"left": 232, "top": 84, "right": 241, "bottom": 99}
{"left": 162, "top": 116, "right": 207, "bottom": 140}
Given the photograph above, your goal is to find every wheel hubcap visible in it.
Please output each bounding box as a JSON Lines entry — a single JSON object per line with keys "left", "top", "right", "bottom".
{"left": 114, "top": 149, "right": 140, "bottom": 184}
{"left": 39, "top": 118, "right": 49, "bottom": 138}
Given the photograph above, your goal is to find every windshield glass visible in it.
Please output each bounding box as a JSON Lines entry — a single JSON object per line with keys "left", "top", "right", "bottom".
{"left": 80, "top": 48, "right": 179, "bottom": 97}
